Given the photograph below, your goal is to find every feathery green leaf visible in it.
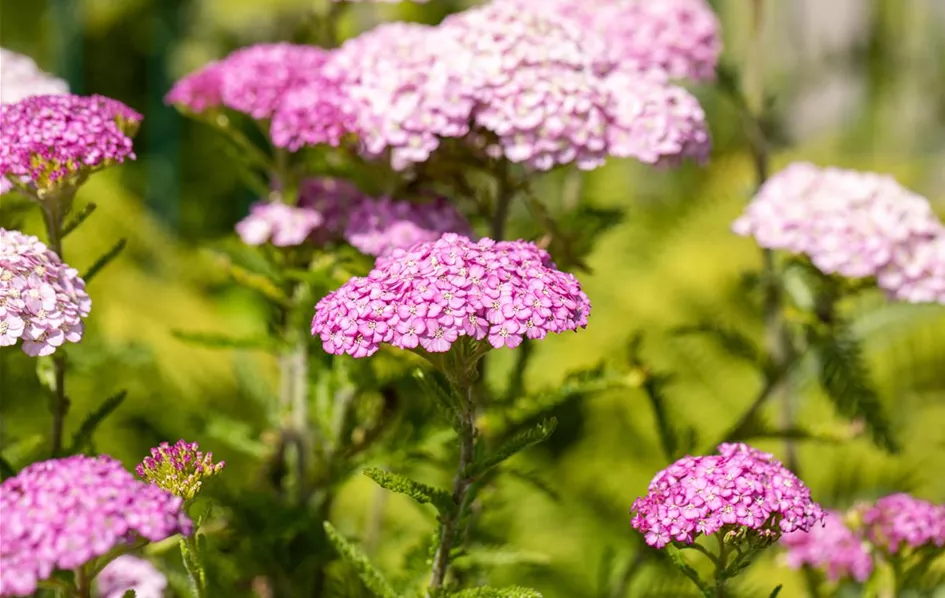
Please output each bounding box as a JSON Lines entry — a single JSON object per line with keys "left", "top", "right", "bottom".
{"left": 83, "top": 238, "right": 127, "bottom": 282}
{"left": 446, "top": 586, "right": 542, "bottom": 598}
{"left": 70, "top": 391, "right": 127, "bottom": 453}
{"left": 363, "top": 467, "right": 455, "bottom": 515}
{"left": 467, "top": 418, "right": 557, "bottom": 478}
{"left": 323, "top": 522, "right": 397, "bottom": 598}
{"left": 61, "top": 202, "right": 97, "bottom": 237}
{"left": 812, "top": 320, "right": 899, "bottom": 452}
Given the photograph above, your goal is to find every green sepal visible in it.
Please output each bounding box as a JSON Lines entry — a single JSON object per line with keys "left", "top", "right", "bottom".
{"left": 323, "top": 522, "right": 397, "bottom": 598}
{"left": 363, "top": 467, "right": 455, "bottom": 516}
{"left": 466, "top": 418, "right": 556, "bottom": 479}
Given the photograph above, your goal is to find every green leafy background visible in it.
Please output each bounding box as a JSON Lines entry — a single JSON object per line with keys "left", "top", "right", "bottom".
{"left": 1, "top": 0, "right": 944, "bottom": 596}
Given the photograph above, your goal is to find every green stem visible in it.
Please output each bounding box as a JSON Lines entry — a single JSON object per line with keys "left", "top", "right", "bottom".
{"left": 41, "top": 192, "right": 73, "bottom": 457}
{"left": 428, "top": 384, "right": 477, "bottom": 592}
{"left": 714, "top": 536, "right": 729, "bottom": 598}
{"left": 278, "top": 287, "right": 310, "bottom": 503}
{"left": 74, "top": 566, "right": 92, "bottom": 598}
{"left": 181, "top": 535, "right": 208, "bottom": 598}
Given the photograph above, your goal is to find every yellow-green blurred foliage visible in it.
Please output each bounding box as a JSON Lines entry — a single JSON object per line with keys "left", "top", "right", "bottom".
{"left": 1, "top": 1, "right": 944, "bottom": 597}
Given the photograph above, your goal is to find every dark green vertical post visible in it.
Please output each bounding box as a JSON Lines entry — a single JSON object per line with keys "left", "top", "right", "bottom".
{"left": 51, "top": 0, "right": 83, "bottom": 93}
{"left": 146, "top": 1, "right": 181, "bottom": 228}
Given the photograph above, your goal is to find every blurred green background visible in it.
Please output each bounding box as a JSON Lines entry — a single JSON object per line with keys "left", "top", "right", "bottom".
{"left": 1, "top": 0, "right": 944, "bottom": 596}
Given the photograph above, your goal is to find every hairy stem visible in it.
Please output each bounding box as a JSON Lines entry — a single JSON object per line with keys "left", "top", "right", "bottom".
{"left": 181, "top": 535, "right": 208, "bottom": 598}
{"left": 714, "top": 537, "right": 729, "bottom": 598}
{"left": 429, "top": 385, "right": 477, "bottom": 592}
{"left": 42, "top": 197, "right": 70, "bottom": 457}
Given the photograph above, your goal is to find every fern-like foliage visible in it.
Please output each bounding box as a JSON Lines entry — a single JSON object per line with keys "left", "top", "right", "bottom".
{"left": 323, "top": 522, "right": 398, "bottom": 598}
{"left": 810, "top": 319, "right": 899, "bottom": 452}
{"left": 446, "top": 586, "right": 543, "bottom": 598}
{"left": 363, "top": 468, "right": 455, "bottom": 515}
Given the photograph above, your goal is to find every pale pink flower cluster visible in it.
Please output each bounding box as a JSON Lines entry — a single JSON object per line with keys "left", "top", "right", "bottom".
{"left": 165, "top": 43, "right": 353, "bottom": 150}
{"left": 0, "top": 48, "right": 69, "bottom": 106}
{"left": 513, "top": 0, "right": 721, "bottom": 82}
{"left": 781, "top": 511, "right": 873, "bottom": 583}
{"left": 631, "top": 443, "right": 824, "bottom": 549}
{"left": 325, "top": 1, "right": 710, "bottom": 171}
{"left": 733, "top": 162, "right": 945, "bottom": 304}
{"left": 0, "top": 229, "right": 91, "bottom": 357}
{"left": 236, "top": 178, "right": 471, "bottom": 258}
{"left": 0, "top": 456, "right": 190, "bottom": 597}
{"left": 312, "top": 233, "right": 591, "bottom": 357}
{"left": 96, "top": 556, "right": 167, "bottom": 598}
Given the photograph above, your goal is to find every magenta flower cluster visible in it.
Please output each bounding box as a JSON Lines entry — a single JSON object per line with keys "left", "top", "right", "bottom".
{"left": 136, "top": 439, "right": 225, "bottom": 501}
{"left": 0, "top": 94, "right": 141, "bottom": 190}
{"left": 781, "top": 511, "right": 873, "bottom": 583}
{"left": 312, "top": 233, "right": 590, "bottom": 358}
{"left": 861, "top": 493, "right": 945, "bottom": 553}
{"left": 236, "top": 178, "right": 471, "bottom": 257}
{"left": 0, "top": 455, "right": 190, "bottom": 597}
{"left": 630, "top": 443, "right": 824, "bottom": 549}
{"left": 0, "top": 48, "right": 69, "bottom": 106}
{"left": 733, "top": 162, "right": 945, "bottom": 304}
{"left": 0, "top": 228, "right": 91, "bottom": 357}
{"left": 165, "top": 43, "right": 353, "bottom": 150}
{"left": 520, "top": 0, "right": 721, "bottom": 83}
{"left": 96, "top": 555, "right": 167, "bottom": 598}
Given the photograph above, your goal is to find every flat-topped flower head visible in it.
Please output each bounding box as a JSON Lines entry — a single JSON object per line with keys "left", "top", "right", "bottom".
{"left": 0, "top": 48, "right": 69, "bottom": 105}
{"left": 0, "top": 94, "right": 141, "bottom": 193}
{"left": 517, "top": 0, "right": 721, "bottom": 82}
{"left": 861, "top": 493, "right": 945, "bottom": 554}
{"left": 0, "top": 228, "right": 91, "bottom": 357}
{"left": 236, "top": 201, "right": 325, "bottom": 247}
{"left": 733, "top": 162, "right": 944, "bottom": 284}
{"left": 96, "top": 555, "right": 167, "bottom": 598}
{"left": 0, "top": 455, "right": 190, "bottom": 597}
{"left": 344, "top": 196, "right": 472, "bottom": 259}
{"left": 328, "top": 22, "right": 474, "bottom": 170}
{"left": 312, "top": 233, "right": 591, "bottom": 358}
{"left": 631, "top": 442, "right": 824, "bottom": 549}
{"left": 440, "top": 3, "right": 612, "bottom": 171}
{"left": 136, "top": 440, "right": 225, "bottom": 502}
{"left": 780, "top": 511, "right": 873, "bottom": 583}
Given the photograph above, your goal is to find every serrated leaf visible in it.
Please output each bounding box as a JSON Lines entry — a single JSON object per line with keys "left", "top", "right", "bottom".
{"left": 363, "top": 467, "right": 455, "bottom": 515}
{"left": 323, "top": 522, "right": 397, "bottom": 598}
{"left": 468, "top": 418, "right": 556, "bottom": 478}
{"left": 83, "top": 238, "right": 127, "bottom": 282}
{"left": 666, "top": 547, "right": 712, "bottom": 598}
{"left": 171, "top": 329, "right": 276, "bottom": 352}
{"left": 767, "top": 585, "right": 782, "bottom": 598}
{"left": 61, "top": 202, "right": 97, "bottom": 237}
{"left": 413, "top": 369, "right": 461, "bottom": 426}
{"left": 447, "top": 586, "right": 542, "bottom": 598}
{"left": 70, "top": 391, "right": 127, "bottom": 453}
{"left": 813, "top": 320, "right": 898, "bottom": 452}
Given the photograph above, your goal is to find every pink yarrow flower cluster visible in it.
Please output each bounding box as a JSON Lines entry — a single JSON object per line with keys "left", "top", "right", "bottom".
{"left": 514, "top": 0, "right": 721, "bottom": 82}
{"left": 631, "top": 443, "right": 824, "bottom": 549}
{"left": 0, "top": 455, "right": 191, "bottom": 597}
{"left": 136, "top": 440, "right": 225, "bottom": 502}
{"left": 96, "top": 555, "right": 168, "bottom": 598}
{"left": 165, "top": 43, "right": 354, "bottom": 150}
{"left": 733, "top": 162, "right": 945, "bottom": 304}
{"left": 781, "top": 511, "right": 873, "bottom": 583}
{"left": 861, "top": 493, "right": 945, "bottom": 553}
{"left": 0, "top": 48, "right": 69, "bottom": 105}
{"left": 0, "top": 229, "right": 91, "bottom": 357}
{"left": 236, "top": 201, "right": 325, "bottom": 247}
{"left": 0, "top": 94, "right": 141, "bottom": 191}
{"left": 312, "top": 233, "right": 591, "bottom": 358}
{"left": 344, "top": 196, "right": 472, "bottom": 258}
